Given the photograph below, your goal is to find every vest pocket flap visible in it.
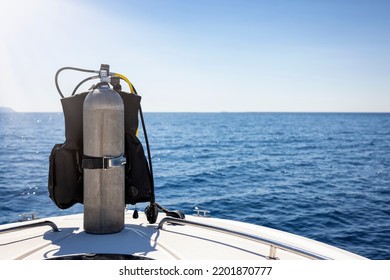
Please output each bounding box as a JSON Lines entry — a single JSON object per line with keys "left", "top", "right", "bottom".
{"left": 124, "top": 133, "right": 152, "bottom": 204}
{"left": 48, "top": 143, "right": 83, "bottom": 209}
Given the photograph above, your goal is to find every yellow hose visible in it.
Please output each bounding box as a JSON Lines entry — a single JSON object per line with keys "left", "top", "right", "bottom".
{"left": 113, "top": 72, "right": 139, "bottom": 136}
{"left": 113, "top": 73, "right": 135, "bottom": 94}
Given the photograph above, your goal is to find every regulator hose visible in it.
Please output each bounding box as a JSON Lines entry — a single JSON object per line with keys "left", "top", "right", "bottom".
{"left": 55, "top": 67, "right": 97, "bottom": 98}
{"left": 71, "top": 75, "right": 99, "bottom": 96}
{"left": 113, "top": 73, "right": 135, "bottom": 94}
{"left": 55, "top": 67, "right": 136, "bottom": 97}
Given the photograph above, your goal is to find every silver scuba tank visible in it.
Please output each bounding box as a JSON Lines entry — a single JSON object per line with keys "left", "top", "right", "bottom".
{"left": 83, "top": 83, "right": 126, "bottom": 234}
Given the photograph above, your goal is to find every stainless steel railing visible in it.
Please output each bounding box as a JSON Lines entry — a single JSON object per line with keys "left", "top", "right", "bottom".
{"left": 0, "top": 220, "right": 60, "bottom": 234}
{"left": 158, "top": 217, "right": 331, "bottom": 260}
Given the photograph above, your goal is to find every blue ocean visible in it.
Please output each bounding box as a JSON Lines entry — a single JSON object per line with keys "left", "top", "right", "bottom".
{"left": 0, "top": 112, "right": 389, "bottom": 259}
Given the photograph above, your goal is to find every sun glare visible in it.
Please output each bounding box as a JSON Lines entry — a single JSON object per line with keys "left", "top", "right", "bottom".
{"left": 0, "top": 0, "right": 52, "bottom": 111}
{"left": 0, "top": 0, "right": 47, "bottom": 36}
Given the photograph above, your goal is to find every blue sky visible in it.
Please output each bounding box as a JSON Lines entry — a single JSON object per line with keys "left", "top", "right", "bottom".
{"left": 0, "top": 0, "right": 389, "bottom": 112}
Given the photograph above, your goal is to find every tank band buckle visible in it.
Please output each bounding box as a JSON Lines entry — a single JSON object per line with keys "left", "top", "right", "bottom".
{"left": 83, "top": 154, "right": 127, "bottom": 170}
{"left": 103, "top": 155, "right": 127, "bottom": 169}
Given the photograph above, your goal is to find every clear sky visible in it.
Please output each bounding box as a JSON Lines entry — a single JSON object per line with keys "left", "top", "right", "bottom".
{"left": 0, "top": 0, "right": 389, "bottom": 112}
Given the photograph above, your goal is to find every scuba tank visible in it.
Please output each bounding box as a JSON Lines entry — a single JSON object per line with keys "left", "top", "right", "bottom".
{"left": 82, "top": 66, "right": 126, "bottom": 233}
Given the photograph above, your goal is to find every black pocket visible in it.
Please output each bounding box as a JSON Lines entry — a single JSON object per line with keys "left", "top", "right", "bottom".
{"left": 48, "top": 143, "right": 83, "bottom": 209}
{"left": 48, "top": 143, "right": 62, "bottom": 207}
{"left": 124, "top": 133, "right": 152, "bottom": 204}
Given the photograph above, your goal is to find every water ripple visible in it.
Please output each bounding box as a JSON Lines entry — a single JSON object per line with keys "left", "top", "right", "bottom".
{"left": 1, "top": 112, "right": 390, "bottom": 259}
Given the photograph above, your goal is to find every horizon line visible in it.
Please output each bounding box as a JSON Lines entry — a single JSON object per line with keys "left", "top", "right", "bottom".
{"left": 2, "top": 110, "right": 390, "bottom": 114}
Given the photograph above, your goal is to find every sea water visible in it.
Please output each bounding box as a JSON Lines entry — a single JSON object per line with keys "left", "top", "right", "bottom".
{"left": 0, "top": 112, "right": 389, "bottom": 259}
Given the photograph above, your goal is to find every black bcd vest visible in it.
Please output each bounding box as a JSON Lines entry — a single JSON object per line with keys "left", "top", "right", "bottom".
{"left": 48, "top": 91, "right": 153, "bottom": 209}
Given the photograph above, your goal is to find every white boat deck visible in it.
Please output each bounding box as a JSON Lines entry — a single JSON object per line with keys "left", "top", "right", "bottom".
{"left": 0, "top": 211, "right": 366, "bottom": 260}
